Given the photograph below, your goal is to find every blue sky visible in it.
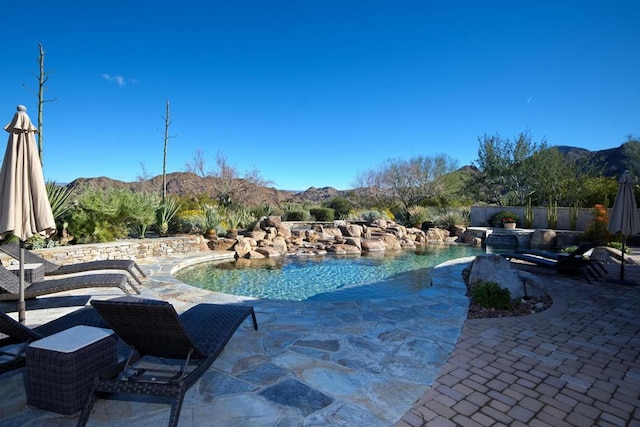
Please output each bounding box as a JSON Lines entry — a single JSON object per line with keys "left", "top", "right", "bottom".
{"left": 2, "top": 1, "right": 638, "bottom": 191}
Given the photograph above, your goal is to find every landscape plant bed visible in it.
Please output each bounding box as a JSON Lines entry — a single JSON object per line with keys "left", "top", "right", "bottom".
{"left": 467, "top": 294, "right": 553, "bottom": 319}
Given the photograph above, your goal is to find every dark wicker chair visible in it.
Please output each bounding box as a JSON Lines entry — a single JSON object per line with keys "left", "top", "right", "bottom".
{"left": 77, "top": 297, "right": 258, "bottom": 427}
{"left": 0, "top": 307, "right": 108, "bottom": 375}
{"left": 0, "top": 243, "right": 145, "bottom": 291}
{"left": 0, "top": 264, "right": 132, "bottom": 301}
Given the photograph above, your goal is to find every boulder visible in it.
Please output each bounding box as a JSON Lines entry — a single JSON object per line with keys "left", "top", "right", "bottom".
{"left": 264, "top": 215, "right": 282, "bottom": 228}
{"left": 323, "top": 227, "right": 343, "bottom": 238}
{"left": 530, "top": 229, "right": 556, "bottom": 248}
{"left": 343, "top": 236, "right": 362, "bottom": 250}
{"left": 370, "top": 218, "right": 388, "bottom": 229}
{"left": 272, "top": 236, "right": 288, "bottom": 255}
{"left": 371, "top": 232, "right": 402, "bottom": 250}
{"left": 276, "top": 223, "right": 292, "bottom": 239}
{"left": 450, "top": 225, "right": 466, "bottom": 238}
{"left": 207, "top": 237, "right": 236, "bottom": 252}
{"left": 590, "top": 246, "right": 637, "bottom": 264}
{"left": 245, "top": 250, "right": 266, "bottom": 259}
{"left": 339, "top": 224, "right": 363, "bottom": 237}
{"left": 361, "top": 239, "right": 386, "bottom": 252}
{"left": 426, "top": 227, "right": 449, "bottom": 242}
{"left": 326, "top": 244, "right": 361, "bottom": 255}
{"left": 248, "top": 230, "right": 267, "bottom": 241}
{"left": 233, "top": 237, "right": 252, "bottom": 258}
{"left": 468, "top": 254, "right": 546, "bottom": 299}
{"left": 255, "top": 247, "right": 282, "bottom": 258}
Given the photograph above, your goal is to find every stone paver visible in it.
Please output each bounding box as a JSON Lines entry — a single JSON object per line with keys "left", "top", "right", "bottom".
{"left": 396, "top": 259, "right": 640, "bottom": 426}
{"left": 0, "top": 254, "right": 472, "bottom": 426}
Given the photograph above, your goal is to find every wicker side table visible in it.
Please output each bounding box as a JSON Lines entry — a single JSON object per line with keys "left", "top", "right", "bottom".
{"left": 26, "top": 325, "right": 117, "bottom": 415}
{"left": 6, "top": 263, "right": 45, "bottom": 283}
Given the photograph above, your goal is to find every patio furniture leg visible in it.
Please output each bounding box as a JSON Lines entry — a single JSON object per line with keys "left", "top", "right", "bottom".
{"left": 76, "top": 383, "right": 97, "bottom": 427}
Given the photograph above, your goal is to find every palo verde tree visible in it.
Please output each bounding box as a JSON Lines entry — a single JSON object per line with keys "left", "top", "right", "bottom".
{"left": 23, "top": 43, "right": 57, "bottom": 165}
{"left": 353, "top": 154, "right": 458, "bottom": 222}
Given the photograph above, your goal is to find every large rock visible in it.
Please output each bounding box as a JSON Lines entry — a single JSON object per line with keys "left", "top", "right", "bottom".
{"left": 468, "top": 254, "right": 546, "bottom": 299}
{"left": 339, "top": 224, "right": 363, "bottom": 238}
{"left": 207, "top": 237, "right": 236, "bottom": 251}
{"left": 343, "top": 236, "right": 362, "bottom": 250}
{"left": 426, "top": 228, "right": 449, "bottom": 242}
{"left": 371, "top": 233, "right": 402, "bottom": 250}
{"left": 233, "top": 237, "right": 252, "bottom": 258}
{"left": 276, "top": 223, "right": 292, "bottom": 240}
{"left": 326, "top": 244, "right": 361, "bottom": 255}
{"left": 264, "top": 215, "right": 282, "bottom": 228}
{"left": 271, "top": 236, "right": 288, "bottom": 255}
{"left": 591, "top": 246, "right": 637, "bottom": 264}
{"left": 530, "top": 229, "right": 556, "bottom": 248}
{"left": 255, "top": 247, "right": 282, "bottom": 258}
{"left": 361, "top": 239, "right": 386, "bottom": 252}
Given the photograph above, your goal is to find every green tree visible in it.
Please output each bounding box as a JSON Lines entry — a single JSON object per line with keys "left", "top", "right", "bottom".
{"left": 322, "top": 196, "right": 352, "bottom": 219}
{"left": 470, "top": 131, "right": 546, "bottom": 205}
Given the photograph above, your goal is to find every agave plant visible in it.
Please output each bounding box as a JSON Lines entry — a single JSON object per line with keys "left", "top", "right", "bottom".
{"left": 202, "top": 204, "right": 226, "bottom": 236}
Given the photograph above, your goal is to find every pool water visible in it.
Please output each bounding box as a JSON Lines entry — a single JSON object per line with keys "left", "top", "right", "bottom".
{"left": 175, "top": 244, "right": 487, "bottom": 301}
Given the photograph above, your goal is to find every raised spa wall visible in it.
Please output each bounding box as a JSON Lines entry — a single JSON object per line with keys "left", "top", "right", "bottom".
{"left": 0, "top": 235, "right": 208, "bottom": 267}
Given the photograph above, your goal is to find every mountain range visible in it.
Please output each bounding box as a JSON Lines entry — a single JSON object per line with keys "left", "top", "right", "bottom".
{"left": 68, "top": 141, "right": 639, "bottom": 205}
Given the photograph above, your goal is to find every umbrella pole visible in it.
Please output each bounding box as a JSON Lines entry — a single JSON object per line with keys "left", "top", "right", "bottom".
{"left": 18, "top": 240, "right": 26, "bottom": 324}
{"left": 620, "top": 235, "right": 626, "bottom": 282}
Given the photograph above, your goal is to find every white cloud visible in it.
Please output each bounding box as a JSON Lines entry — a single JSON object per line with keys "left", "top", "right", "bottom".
{"left": 101, "top": 73, "right": 139, "bottom": 86}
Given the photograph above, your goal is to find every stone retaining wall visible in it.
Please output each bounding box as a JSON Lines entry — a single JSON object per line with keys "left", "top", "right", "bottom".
{"left": 0, "top": 235, "right": 209, "bottom": 266}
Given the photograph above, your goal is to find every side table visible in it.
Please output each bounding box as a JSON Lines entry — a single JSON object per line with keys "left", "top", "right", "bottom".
{"left": 6, "top": 263, "right": 45, "bottom": 283}
{"left": 26, "top": 325, "right": 118, "bottom": 415}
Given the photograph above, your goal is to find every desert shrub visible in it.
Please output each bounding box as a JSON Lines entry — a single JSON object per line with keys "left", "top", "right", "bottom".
{"left": 309, "top": 207, "right": 334, "bottom": 221}
{"left": 285, "top": 210, "right": 309, "bottom": 221}
{"left": 436, "top": 207, "right": 470, "bottom": 229}
{"left": 490, "top": 211, "right": 519, "bottom": 227}
{"left": 67, "top": 187, "right": 157, "bottom": 243}
{"left": 226, "top": 207, "right": 251, "bottom": 229}
{"left": 202, "top": 204, "right": 226, "bottom": 235}
{"left": 361, "top": 210, "right": 382, "bottom": 222}
{"left": 175, "top": 209, "right": 206, "bottom": 234}
{"left": 472, "top": 282, "right": 512, "bottom": 310}
{"left": 406, "top": 206, "right": 431, "bottom": 227}
{"left": 606, "top": 241, "right": 631, "bottom": 254}
{"left": 322, "top": 197, "right": 352, "bottom": 219}
{"left": 250, "top": 204, "right": 275, "bottom": 219}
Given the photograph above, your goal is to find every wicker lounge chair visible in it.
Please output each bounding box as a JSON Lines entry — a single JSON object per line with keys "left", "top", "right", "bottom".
{"left": 0, "top": 243, "right": 145, "bottom": 290}
{"left": 502, "top": 243, "right": 605, "bottom": 282}
{"left": 0, "top": 306, "right": 108, "bottom": 375}
{"left": 0, "top": 264, "right": 132, "bottom": 301}
{"left": 77, "top": 297, "right": 258, "bottom": 427}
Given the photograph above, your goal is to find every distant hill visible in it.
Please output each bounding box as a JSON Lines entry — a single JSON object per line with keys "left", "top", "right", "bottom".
{"left": 556, "top": 141, "right": 640, "bottom": 178}
{"left": 66, "top": 141, "right": 640, "bottom": 206}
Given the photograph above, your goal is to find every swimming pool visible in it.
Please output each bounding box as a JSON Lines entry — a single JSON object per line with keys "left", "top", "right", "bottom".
{"left": 175, "top": 244, "right": 487, "bottom": 301}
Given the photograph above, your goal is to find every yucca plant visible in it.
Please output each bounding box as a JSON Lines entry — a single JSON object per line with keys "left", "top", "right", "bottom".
{"left": 46, "top": 181, "right": 73, "bottom": 222}
{"left": 155, "top": 196, "right": 181, "bottom": 236}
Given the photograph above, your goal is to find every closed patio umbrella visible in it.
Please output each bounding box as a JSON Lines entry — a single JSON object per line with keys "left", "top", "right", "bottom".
{"left": 0, "top": 105, "right": 56, "bottom": 323}
{"left": 607, "top": 170, "right": 640, "bottom": 282}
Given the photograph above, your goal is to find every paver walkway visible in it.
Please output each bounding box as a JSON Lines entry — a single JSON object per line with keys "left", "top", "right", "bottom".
{"left": 396, "top": 262, "right": 640, "bottom": 427}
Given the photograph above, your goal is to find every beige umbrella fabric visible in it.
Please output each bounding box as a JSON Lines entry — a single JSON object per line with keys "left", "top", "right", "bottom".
{"left": 0, "top": 105, "right": 56, "bottom": 323}
{"left": 607, "top": 170, "right": 640, "bottom": 282}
